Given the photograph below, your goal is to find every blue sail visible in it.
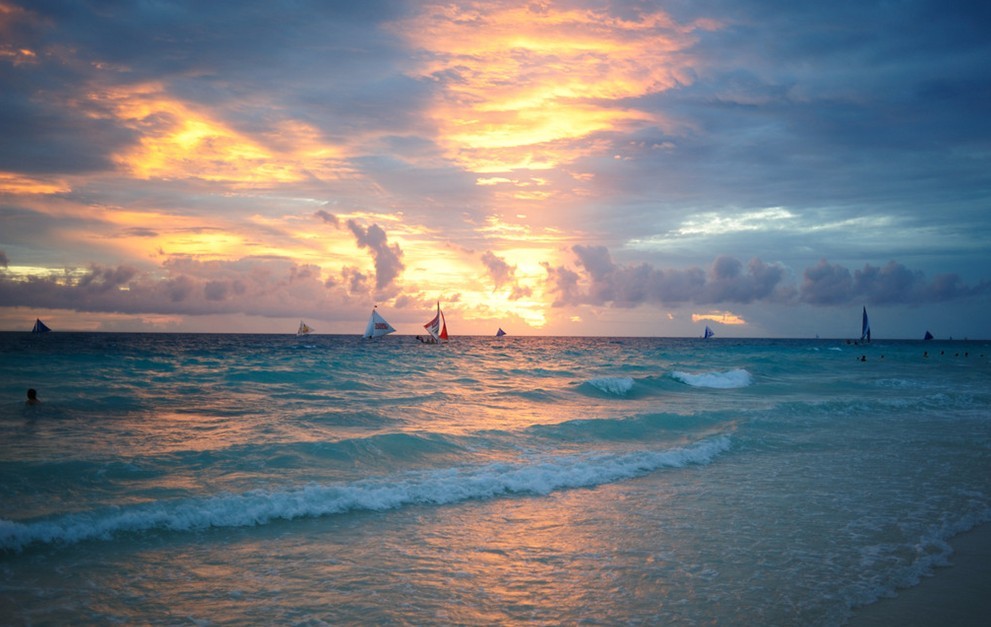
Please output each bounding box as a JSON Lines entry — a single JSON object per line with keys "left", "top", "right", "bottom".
{"left": 31, "top": 318, "right": 51, "bottom": 334}
{"left": 860, "top": 307, "right": 871, "bottom": 342}
{"left": 703, "top": 325, "right": 714, "bottom": 339}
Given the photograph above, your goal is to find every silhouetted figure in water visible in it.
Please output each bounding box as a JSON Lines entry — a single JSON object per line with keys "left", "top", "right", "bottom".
{"left": 26, "top": 388, "right": 40, "bottom": 405}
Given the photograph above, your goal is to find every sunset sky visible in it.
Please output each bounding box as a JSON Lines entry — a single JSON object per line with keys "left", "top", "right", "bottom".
{"left": 1, "top": 0, "right": 989, "bottom": 338}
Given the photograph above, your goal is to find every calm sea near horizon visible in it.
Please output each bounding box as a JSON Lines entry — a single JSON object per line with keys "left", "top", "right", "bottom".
{"left": 1, "top": 332, "right": 989, "bottom": 624}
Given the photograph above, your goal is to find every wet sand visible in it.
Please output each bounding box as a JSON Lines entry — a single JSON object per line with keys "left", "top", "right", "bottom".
{"left": 848, "top": 522, "right": 991, "bottom": 626}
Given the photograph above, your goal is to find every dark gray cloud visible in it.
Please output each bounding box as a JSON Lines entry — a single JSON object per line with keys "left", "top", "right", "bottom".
{"left": 0, "top": 257, "right": 353, "bottom": 319}
{"left": 0, "top": 0, "right": 419, "bottom": 175}
{"left": 546, "top": 246, "right": 986, "bottom": 308}
{"left": 585, "top": 0, "right": 991, "bottom": 270}
{"left": 800, "top": 259, "right": 990, "bottom": 306}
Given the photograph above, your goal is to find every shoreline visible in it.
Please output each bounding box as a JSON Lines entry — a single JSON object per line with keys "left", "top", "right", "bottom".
{"left": 847, "top": 522, "right": 991, "bottom": 626}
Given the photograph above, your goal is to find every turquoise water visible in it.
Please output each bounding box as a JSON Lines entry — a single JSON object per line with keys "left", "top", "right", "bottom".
{"left": 1, "top": 333, "right": 989, "bottom": 624}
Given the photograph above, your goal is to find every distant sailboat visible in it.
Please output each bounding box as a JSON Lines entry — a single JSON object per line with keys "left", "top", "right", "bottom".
{"left": 496, "top": 328, "right": 506, "bottom": 337}
{"left": 924, "top": 330, "right": 934, "bottom": 341}
{"left": 363, "top": 307, "right": 396, "bottom": 339}
{"left": 31, "top": 318, "right": 51, "bottom": 334}
{"left": 860, "top": 306, "right": 871, "bottom": 342}
{"left": 296, "top": 320, "right": 313, "bottom": 336}
{"left": 421, "top": 302, "right": 449, "bottom": 343}
{"left": 703, "top": 325, "right": 714, "bottom": 339}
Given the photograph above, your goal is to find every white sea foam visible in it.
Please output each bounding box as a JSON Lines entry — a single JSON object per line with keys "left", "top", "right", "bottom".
{"left": 586, "top": 377, "right": 636, "bottom": 395}
{"left": 671, "top": 368, "right": 753, "bottom": 389}
{"left": 0, "top": 435, "right": 732, "bottom": 552}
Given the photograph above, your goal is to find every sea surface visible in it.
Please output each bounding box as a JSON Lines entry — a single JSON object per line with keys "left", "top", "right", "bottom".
{"left": 1, "top": 333, "right": 989, "bottom": 625}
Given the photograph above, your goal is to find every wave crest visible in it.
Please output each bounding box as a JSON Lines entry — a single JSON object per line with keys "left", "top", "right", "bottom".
{"left": 584, "top": 376, "right": 636, "bottom": 396}
{"left": 671, "top": 368, "right": 753, "bottom": 389}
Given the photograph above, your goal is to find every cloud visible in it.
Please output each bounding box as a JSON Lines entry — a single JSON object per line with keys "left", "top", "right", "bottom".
{"left": 480, "top": 250, "right": 531, "bottom": 299}
{"left": 546, "top": 246, "right": 987, "bottom": 308}
{"left": 0, "top": 257, "right": 350, "bottom": 319}
{"left": 800, "top": 259, "right": 990, "bottom": 306}
{"left": 392, "top": 1, "right": 716, "bottom": 172}
{"left": 345, "top": 220, "right": 404, "bottom": 292}
{"left": 315, "top": 210, "right": 339, "bottom": 227}
{"left": 0, "top": 249, "right": 7, "bottom": 268}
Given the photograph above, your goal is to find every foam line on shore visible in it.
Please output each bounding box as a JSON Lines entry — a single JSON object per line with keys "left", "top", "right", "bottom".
{"left": 848, "top": 522, "right": 991, "bottom": 626}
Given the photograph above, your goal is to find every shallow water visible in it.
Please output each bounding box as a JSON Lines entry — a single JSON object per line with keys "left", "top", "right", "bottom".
{"left": 1, "top": 333, "right": 989, "bottom": 624}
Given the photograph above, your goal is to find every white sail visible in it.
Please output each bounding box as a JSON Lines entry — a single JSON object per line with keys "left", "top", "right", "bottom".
{"left": 296, "top": 320, "right": 313, "bottom": 336}
{"left": 363, "top": 307, "right": 396, "bottom": 338}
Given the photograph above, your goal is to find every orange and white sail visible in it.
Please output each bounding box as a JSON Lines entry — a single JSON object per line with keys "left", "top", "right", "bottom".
{"left": 423, "top": 302, "right": 448, "bottom": 342}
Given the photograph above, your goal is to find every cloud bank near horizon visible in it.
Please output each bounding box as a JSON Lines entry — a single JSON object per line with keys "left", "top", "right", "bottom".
{"left": 2, "top": 245, "right": 985, "bottom": 321}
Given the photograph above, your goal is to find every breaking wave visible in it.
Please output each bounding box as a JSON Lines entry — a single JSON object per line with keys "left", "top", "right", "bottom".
{"left": 583, "top": 376, "right": 636, "bottom": 396}
{"left": 671, "top": 368, "right": 753, "bottom": 389}
{"left": 0, "top": 436, "right": 731, "bottom": 552}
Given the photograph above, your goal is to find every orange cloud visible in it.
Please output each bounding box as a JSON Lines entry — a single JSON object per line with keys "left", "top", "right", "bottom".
{"left": 692, "top": 311, "right": 747, "bottom": 325}
{"left": 86, "top": 83, "right": 346, "bottom": 185}
{"left": 393, "top": 2, "right": 716, "bottom": 173}
{"left": 0, "top": 172, "right": 70, "bottom": 195}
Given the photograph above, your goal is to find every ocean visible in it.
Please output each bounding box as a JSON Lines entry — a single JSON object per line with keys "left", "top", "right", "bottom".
{"left": 1, "top": 332, "right": 989, "bottom": 625}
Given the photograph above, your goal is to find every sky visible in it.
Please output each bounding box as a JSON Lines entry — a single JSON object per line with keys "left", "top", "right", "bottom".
{"left": 1, "top": 0, "right": 989, "bottom": 338}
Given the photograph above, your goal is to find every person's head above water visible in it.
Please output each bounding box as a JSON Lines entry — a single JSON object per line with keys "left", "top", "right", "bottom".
{"left": 26, "top": 388, "right": 39, "bottom": 404}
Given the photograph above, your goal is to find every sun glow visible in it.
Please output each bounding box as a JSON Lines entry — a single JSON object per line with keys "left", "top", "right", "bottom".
{"left": 394, "top": 2, "right": 716, "bottom": 173}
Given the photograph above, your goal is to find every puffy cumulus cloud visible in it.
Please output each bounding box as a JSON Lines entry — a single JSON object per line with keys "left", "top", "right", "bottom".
{"left": 800, "top": 259, "right": 990, "bottom": 306}
{"left": 546, "top": 245, "right": 713, "bottom": 307}
{"left": 314, "top": 212, "right": 405, "bottom": 295}
{"left": 480, "top": 250, "right": 531, "bottom": 300}
{"left": 0, "top": 257, "right": 353, "bottom": 319}
{"left": 546, "top": 247, "right": 987, "bottom": 309}
{"left": 344, "top": 220, "right": 405, "bottom": 293}
{"left": 340, "top": 267, "right": 370, "bottom": 295}
{"left": 704, "top": 256, "right": 791, "bottom": 304}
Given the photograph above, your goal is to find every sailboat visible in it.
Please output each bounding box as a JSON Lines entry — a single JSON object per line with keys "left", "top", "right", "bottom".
{"left": 496, "top": 328, "right": 506, "bottom": 337}
{"left": 363, "top": 306, "right": 396, "bottom": 339}
{"left": 924, "top": 330, "right": 934, "bottom": 341}
{"left": 31, "top": 318, "right": 51, "bottom": 334}
{"left": 420, "top": 302, "right": 449, "bottom": 344}
{"left": 296, "top": 320, "right": 313, "bottom": 336}
{"left": 860, "top": 306, "right": 871, "bottom": 342}
{"left": 703, "top": 325, "right": 714, "bottom": 339}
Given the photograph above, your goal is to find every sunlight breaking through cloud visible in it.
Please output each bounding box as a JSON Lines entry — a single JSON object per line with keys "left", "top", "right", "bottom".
{"left": 393, "top": 2, "right": 718, "bottom": 173}
{"left": 89, "top": 83, "right": 348, "bottom": 185}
